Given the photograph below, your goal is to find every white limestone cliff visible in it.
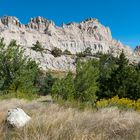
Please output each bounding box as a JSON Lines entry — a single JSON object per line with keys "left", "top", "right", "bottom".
{"left": 0, "top": 16, "right": 138, "bottom": 72}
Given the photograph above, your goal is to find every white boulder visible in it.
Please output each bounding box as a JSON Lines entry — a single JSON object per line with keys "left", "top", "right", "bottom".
{"left": 6, "top": 108, "right": 31, "bottom": 128}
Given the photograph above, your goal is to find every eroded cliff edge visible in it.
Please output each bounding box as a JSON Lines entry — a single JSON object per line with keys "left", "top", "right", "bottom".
{"left": 0, "top": 16, "right": 138, "bottom": 72}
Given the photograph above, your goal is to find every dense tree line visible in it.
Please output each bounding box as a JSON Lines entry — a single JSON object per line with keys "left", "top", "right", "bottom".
{"left": 52, "top": 52, "right": 140, "bottom": 102}
{"left": 0, "top": 38, "right": 139, "bottom": 102}
{"left": 97, "top": 52, "right": 140, "bottom": 100}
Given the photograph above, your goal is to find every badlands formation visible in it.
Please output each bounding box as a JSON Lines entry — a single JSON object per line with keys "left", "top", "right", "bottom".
{"left": 0, "top": 16, "right": 139, "bottom": 72}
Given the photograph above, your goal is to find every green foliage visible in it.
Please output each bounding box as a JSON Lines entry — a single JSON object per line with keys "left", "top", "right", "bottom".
{"left": 39, "top": 74, "right": 56, "bottom": 96}
{"left": 31, "top": 41, "right": 44, "bottom": 52}
{"left": 76, "top": 52, "right": 86, "bottom": 57}
{"left": 52, "top": 60, "right": 99, "bottom": 103}
{"left": 74, "top": 60, "right": 99, "bottom": 102}
{"left": 83, "top": 47, "right": 92, "bottom": 56}
{"left": 0, "top": 38, "right": 40, "bottom": 98}
{"left": 97, "top": 54, "right": 117, "bottom": 99}
{"left": 1, "top": 38, "right": 139, "bottom": 103}
{"left": 0, "top": 91, "right": 38, "bottom": 100}
{"left": 97, "top": 51, "right": 140, "bottom": 100}
{"left": 51, "top": 72, "right": 75, "bottom": 101}
{"left": 51, "top": 47, "right": 62, "bottom": 57}
{"left": 63, "top": 49, "right": 72, "bottom": 55}
{"left": 76, "top": 48, "right": 92, "bottom": 57}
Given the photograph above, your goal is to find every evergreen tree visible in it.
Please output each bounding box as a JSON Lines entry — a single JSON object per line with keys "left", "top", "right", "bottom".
{"left": 110, "top": 51, "right": 129, "bottom": 97}
{"left": 97, "top": 54, "right": 117, "bottom": 99}
{"left": 98, "top": 51, "right": 140, "bottom": 100}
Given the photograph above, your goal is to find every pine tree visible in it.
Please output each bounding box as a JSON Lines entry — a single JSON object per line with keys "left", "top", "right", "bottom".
{"left": 97, "top": 54, "right": 117, "bottom": 99}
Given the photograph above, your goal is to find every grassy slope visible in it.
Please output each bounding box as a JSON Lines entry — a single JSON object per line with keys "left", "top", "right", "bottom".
{"left": 0, "top": 99, "right": 140, "bottom": 140}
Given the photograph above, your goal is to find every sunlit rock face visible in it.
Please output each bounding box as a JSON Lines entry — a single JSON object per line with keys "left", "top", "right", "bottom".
{"left": 135, "top": 46, "right": 140, "bottom": 56}
{"left": 0, "top": 16, "right": 137, "bottom": 72}
{"left": 134, "top": 46, "right": 140, "bottom": 63}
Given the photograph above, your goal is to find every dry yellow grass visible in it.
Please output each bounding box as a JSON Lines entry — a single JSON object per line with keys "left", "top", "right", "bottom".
{"left": 0, "top": 99, "right": 140, "bottom": 140}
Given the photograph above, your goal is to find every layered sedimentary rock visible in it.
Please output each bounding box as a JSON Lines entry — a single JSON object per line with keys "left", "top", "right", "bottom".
{"left": 0, "top": 16, "right": 138, "bottom": 71}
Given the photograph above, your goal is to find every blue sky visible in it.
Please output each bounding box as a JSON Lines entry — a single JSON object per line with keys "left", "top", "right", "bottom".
{"left": 0, "top": 0, "right": 140, "bottom": 49}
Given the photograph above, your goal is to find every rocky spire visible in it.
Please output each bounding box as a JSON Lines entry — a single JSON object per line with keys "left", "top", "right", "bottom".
{"left": 82, "top": 18, "right": 98, "bottom": 23}
{"left": 26, "top": 16, "right": 55, "bottom": 32}
{"left": 0, "top": 16, "right": 22, "bottom": 27}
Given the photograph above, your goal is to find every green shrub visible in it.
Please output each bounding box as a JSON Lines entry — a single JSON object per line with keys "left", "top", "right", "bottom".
{"left": 39, "top": 74, "right": 56, "bottom": 96}
{"left": 51, "top": 72, "right": 75, "bottom": 101}
{"left": 76, "top": 48, "right": 92, "bottom": 58}
{"left": 76, "top": 52, "right": 86, "bottom": 57}
{"left": 96, "top": 96, "right": 140, "bottom": 111}
{"left": 51, "top": 47, "right": 62, "bottom": 57}
{"left": 63, "top": 49, "right": 72, "bottom": 55}
{"left": 83, "top": 47, "right": 92, "bottom": 56}
{"left": 52, "top": 59, "right": 99, "bottom": 104}
{"left": 31, "top": 41, "right": 44, "bottom": 52}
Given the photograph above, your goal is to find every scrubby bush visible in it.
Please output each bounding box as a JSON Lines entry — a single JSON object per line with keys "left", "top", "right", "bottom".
{"left": 31, "top": 41, "right": 44, "bottom": 52}
{"left": 51, "top": 59, "right": 99, "bottom": 103}
{"left": 51, "top": 72, "right": 75, "bottom": 101}
{"left": 0, "top": 38, "right": 40, "bottom": 98}
{"left": 83, "top": 47, "right": 92, "bottom": 55}
{"left": 76, "top": 52, "right": 86, "bottom": 57}
{"left": 39, "top": 74, "right": 56, "bottom": 96}
{"left": 63, "top": 49, "right": 72, "bottom": 55}
{"left": 51, "top": 47, "right": 62, "bottom": 57}
{"left": 76, "top": 48, "right": 92, "bottom": 57}
{"left": 96, "top": 96, "right": 140, "bottom": 111}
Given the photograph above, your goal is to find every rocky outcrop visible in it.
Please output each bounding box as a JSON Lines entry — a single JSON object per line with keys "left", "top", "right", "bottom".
{"left": 134, "top": 46, "right": 140, "bottom": 56}
{"left": 0, "top": 16, "right": 138, "bottom": 71}
{"left": 6, "top": 108, "right": 31, "bottom": 128}
{"left": 134, "top": 46, "right": 140, "bottom": 63}
{"left": 27, "top": 17, "right": 55, "bottom": 33}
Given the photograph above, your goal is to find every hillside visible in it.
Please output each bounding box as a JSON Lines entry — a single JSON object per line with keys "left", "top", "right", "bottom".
{"left": 0, "top": 16, "right": 138, "bottom": 72}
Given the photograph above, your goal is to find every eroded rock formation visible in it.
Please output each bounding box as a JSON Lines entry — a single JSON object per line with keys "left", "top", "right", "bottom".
{"left": 135, "top": 46, "right": 140, "bottom": 56}
{"left": 0, "top": 16, "right": 138, "bottom": 71}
